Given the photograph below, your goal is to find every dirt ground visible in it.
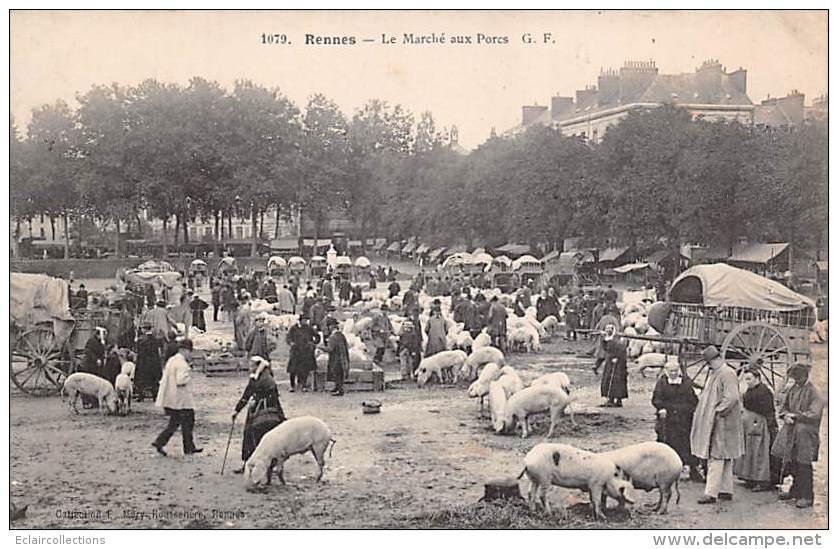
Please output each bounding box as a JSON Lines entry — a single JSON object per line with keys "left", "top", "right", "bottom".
{"left": 9, "top": 275, "right": 829, "bottom": 530}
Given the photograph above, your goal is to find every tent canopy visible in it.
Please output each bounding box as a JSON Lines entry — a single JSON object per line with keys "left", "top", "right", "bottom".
{"left": 415, "top": 244, "right": 430, "bottom": 255}
{"left": 401, "top": 242, "right": 417, "bottom": 254}
{"left": 668, "top": 263, "right": 815, "bottom": 312}
{"left": 442, "top": 252, "right": 473, "bottom": 269}
{"left": 598, "top": 246, "right": 631, "bottom": 263}
{"left": 372, "top": 239, "right": 387, "bottom": 251}
{"left": 471, "top": 252, "right": 493, "bottom": 265}
{"left": 494, "top": 243, "right": 531, "bottom": 257}
{"left": 727, "top": 242, "right": 789, "bottom": 265}
{"left": 613, "top": 262, "right": 650, "bottom": 274}
{"left": 137, "top": 259, "right": 174, "bottom": 272}
{"left": 428, "top": 247, "right": 447, "bottom": 261}
{"left": 288, "top": 256, "right": 306, "bottom": 266}
{"left": 386, "top": 242, "right": 402, "bottom": 253}
{"left": 815, "top": 261, "right": 828, "bottom": 272}
{"left": 268, "top": 256, "right": 287, "bottom": 268}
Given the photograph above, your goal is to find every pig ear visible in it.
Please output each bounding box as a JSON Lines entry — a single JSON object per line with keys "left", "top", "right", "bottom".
{"left": 552, "top": 451, "right": 561, "bottom": 466}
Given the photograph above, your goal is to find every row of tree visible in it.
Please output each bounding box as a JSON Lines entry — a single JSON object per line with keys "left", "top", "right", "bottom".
{"left": 10, "top": 79, "right": 827, "bottom": 265}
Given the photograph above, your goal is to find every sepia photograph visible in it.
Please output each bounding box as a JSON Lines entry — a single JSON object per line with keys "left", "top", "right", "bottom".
{"left": 7, "top": 9, "right": 829, "bottom": 532}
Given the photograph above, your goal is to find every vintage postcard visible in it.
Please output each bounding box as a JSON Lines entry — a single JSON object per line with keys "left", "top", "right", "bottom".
{"left": 7, "top": 9, "right": 828, "bottom": 535}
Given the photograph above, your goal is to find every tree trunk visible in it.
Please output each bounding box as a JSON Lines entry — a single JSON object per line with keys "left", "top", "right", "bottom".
{"left": 274, "top": 203, "right": 281, "bottom": 238}
{"left": 77, "top": 214, "right": 83, "bottom": 251}
{"left": 183, "top": 213, "right": 189, "bottom": 245}
{"left": 251, "top": 205, "right": 259, "bottom": 257}
{"left": 313, "top": 211, "right": 322, "bottom": 258}
{"left": 114, "top": 218, "right": 121, "bottom": 258}
{"left": 481, "top": 478, "right": 522, "bottom": 502}
{"left": 173, "top": 213, "right": 181, "bottom": 247}
{"left": 227, "top": 211, "right": 233, "bottom": 241}
{"left": 214, "top": 210, "right": 220, "bottom": 257}
{"left": 50, "top": 216, "right": 56, "bottom": 240}
{"left": 259, "top": 209, "right": 264, "bottom": 240}
{"left": 162, "top": 216, "right": 169, "bottom": 257}
{"left": 62, "top": 212, "right": 70, "bottom": 259}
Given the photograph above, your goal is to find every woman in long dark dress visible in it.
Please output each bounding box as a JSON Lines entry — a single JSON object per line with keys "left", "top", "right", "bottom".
{"left": 599, "top": 326, "right": 628, "bottom": 407}
{"left": 652, "top": 360, "right": 702, "bottom": 480}
{"left": 286, "top": 315, "right": 320, "bottom": 392}
{"left": 232, "top": 357, "right": 285, "bottom": 474}
{"left": 190, "top": 295, "right": 209, "bottom": 332}
{"left": 734, "top": 368, "right": 781, "bottom": 491}
{"left": 134, "top": 324, "right": 162, "bottom": 401}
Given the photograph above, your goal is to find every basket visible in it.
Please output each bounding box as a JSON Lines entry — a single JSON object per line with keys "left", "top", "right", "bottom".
{"left": 361, "top": 400, "right": 382, "bottom": 414}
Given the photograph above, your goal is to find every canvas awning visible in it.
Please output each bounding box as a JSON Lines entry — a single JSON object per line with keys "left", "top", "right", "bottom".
{"left": 386, "top": 242, "right": 402, "bottom": 253}
{"left": 415, "top": 244, "right": 430, "bottom": 255}
{"left": 668, "top": 263, "right": 815, "bottom": 311}
{"left": 371, "top": 239, "right": 387, "bottom": 251}
{"left": 494, "top": 243, "right": 531, "bottom": 257}
{"left": 815, "top": 261, "right": 828, "bottom": 272}
{"left": 302, "top": 239, "right": 332, "bottom": 247}
{"left": 727, "top": 242, "right": 789, "bottom": 265}
{"left": 429, "top": 247, "right": 447, "bottom": 261}
{"left": 613, "top": 262, "right": 650, "bottom": 274}
{"left": 598, "top": 246, "right": 630, "bottom": 263}
{"left": 270, "top": 238, "right": 298, "bottom": 251}
{"left": 402, "top": 242, "right": 417, "bottom": 254}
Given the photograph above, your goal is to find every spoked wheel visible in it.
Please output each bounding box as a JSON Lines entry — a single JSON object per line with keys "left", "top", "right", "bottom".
{"left": 10, "top": 327, "right": 72, "bottom": 396}
{"left": 682, "top": 352, "right": 710, "bottom": 390}
{"left": 720, "top": 321, "right": 791, "bottom": 390}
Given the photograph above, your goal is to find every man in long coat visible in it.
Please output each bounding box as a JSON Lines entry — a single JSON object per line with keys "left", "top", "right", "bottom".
{"left": 320, "top": 317, "right": 350, "bottom": 396}
{"left": 772, "top": 363, "right": 824, "bottom": 508}
{"left": 690, "top": 345, "right": 744, "bottom": 504}
{"left": 153, "top": 338, "right": 201, "bottom": 456}
{"left": 599, "top": 326, "right": 628, "bottom": 407}
{"left": 487, "top": 297, "right": 508, "bottom": 351}
{"left": 277, "top": 284, "right": 295, "bottom": 314}
{"left": 286, "top": 315, "right": 319, "bottom": 392}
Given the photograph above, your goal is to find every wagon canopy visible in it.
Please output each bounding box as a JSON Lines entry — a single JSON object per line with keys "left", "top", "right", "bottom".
{"left": 442, "top": 252, "right": 473, "bottom": 269}
{"left": 137, "top": 259, "right": 174, "bottom": 272}
{"left": 668, "top": 263, "right": 816, "bottom": 312}
{"left": 11, "top": 273, "right": 73, "bottom": 324}
{"left": 268, "top": 256, "right": 287, "bottom": 269}
{"left": 354, "top": 256, "right": 371, "bottom": 268}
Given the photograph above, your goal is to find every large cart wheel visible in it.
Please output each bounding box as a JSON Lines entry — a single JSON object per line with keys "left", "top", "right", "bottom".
{"left": 720, "top": 321, "right": 791, "bottom": 389}
{"left": 10, "top": 327, "right": 73, "bottom": 396}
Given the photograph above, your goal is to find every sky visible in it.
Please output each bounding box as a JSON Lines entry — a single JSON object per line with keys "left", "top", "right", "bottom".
{"left": 10, "top": 10, "right": 828, "bottom": 149}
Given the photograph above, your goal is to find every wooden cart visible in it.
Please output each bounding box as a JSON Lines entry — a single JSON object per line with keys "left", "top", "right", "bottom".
{"left": 621, "top": 263, "right": 815, "bottom": 390}
{"left": 10, "top": 274, "right": 110, "bottom": 396}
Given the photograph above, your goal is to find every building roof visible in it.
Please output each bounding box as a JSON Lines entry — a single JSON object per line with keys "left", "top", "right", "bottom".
{"left": 598, "top": 246, "right": 631, "bottom": 263}
{"left": 638, "top": 72, "right": 752, "bottom": 106}
{"left": 727, "top": 242, "right": 789, "bottom": 265}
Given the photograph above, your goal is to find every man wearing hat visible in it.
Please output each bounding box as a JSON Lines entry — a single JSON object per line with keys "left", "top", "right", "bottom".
{"left": 245, "top": 313, "right": 276, "bottom": 362}
{"left": 141, "top": 299, "right": 177, "bottom": 342}
{"left": 152, "top": 338, "right": 202, "bottom": 456}
{"left": 771, "top": 363, "right": 824, "bottom": 508}
{"left": 690, "top": 346, "right": 743, "bottom": 504}
{"left": 286, "top": 314, "right": 319, "bottom": 392}
{"left": 599, "top": 324, "right": 628, "bottom": 407}
{"left": 319, "top": 316, "right": 350, "bottom": 396}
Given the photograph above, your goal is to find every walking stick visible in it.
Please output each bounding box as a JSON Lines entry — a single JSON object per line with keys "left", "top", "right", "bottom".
{"left": 220, "top": 416, "right": 236, "bottom": 475}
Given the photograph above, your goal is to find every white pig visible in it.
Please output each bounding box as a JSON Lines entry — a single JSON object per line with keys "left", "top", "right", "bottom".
{"left": 244, "top": 416, "right": 334, "bottom": 489}
{"left": 459, "top": 346, "right": 505, "bottom": 382}
{"left": 531, "top": 372, "right": 572, "bottom": 394}
{"left": 599, "top": 441, "right": 682, "bottom": 515}
{"left": 415, "top": 350, "right": 468, "bottom": 387}
{"left": 519, "top": 443, "right": 634, "bottom": 519}
{"left": 61, "top": 372, "right": 117, "bottom": 415}
{"left": 500, "top": 384, "right": 575, "bottom": 438}
{"left": 472, "top": 331, "right": 492, "bottom": 350}
{"left": 467, "top": 362, "right": 502, "bottom": 412}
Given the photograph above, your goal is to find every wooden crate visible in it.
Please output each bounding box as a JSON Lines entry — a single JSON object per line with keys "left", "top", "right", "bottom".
{"left": 201, "top": 351, "right": 248, "bottom": 376}
{"left": 310, "top": 362, "right": 384, "bottom": 391}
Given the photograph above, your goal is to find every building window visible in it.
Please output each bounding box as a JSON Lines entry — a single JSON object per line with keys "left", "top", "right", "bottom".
{"left": 236, "top": 226, "right": 244, "bottom": 239}
{"left": 190, "top": 227, "right": 198, "bottom": 239}
{"left": 204, "top": 227, "right": 211, "bottom": 237}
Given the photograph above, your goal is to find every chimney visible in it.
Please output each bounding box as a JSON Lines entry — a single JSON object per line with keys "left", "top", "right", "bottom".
{"left": 550, "top": 95, "right": 574, "bottom": 120}
{"left": 729, "top": 67, "right": 747, "bottom": 95}
{"left": 619, "top": 60, "right": 658, "bottom": 103}
{"left": 777, "top": 91, "right": 805, "bottom": 125}
{"left": 521, "top": 105, "right": 549, "bottom": 126}
{"left": 597, "top": 68, "right": 620, "bottom": 105}
{"left": 575, "top": 86, "right": 598, "bottom": 110}
{"left": 695, "top": 59, "right": 723, "bottom": 101}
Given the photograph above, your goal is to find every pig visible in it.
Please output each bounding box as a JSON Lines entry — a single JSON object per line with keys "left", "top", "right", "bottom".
{"left": 415, "top": 350, "right": 468, "bottom": 387}
{"left": 636, "top": 352, "right": 670, "bottom": 378}
{"left": 244, "top": 416, "right": 334, "bottom": 489}
{"left": 518, "top": 443, "right": 634, "bottom": 519}
{"left": 61, "top": 372, "right": 117, "bottom": 415}
{"left": 531, "top": 371, "right": 572, "bottom": 394}
{"left": 540, "top": 315, "right": 560, "bottom": 336}
{"left": 500, "top": 384, "right": 575, "bottom": 438}
{"left": 507, "top": 327, "right": 538, "bottom": 353}
{"left": 472, "top": 331, "right": 492, "bottom": 350}
{"left": 114, "top": 361, "right": 135, "bottom": 416}
{"left": 495, "top": 366, "right": 524, "bottom": 397}
{"left": 599, "top": 441, "right": 682, "bottom": 515}
{"left": 452, "top": 331, "right": 474, "bottom": 354}
{"left": 488, "top": 380, "right": 508, "bottom": 432}
{"left": 459, "top": 346, "right": 505, "bottom": 382}
{"left": 466, "top": 362, "right": 502, "bottom": 414}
